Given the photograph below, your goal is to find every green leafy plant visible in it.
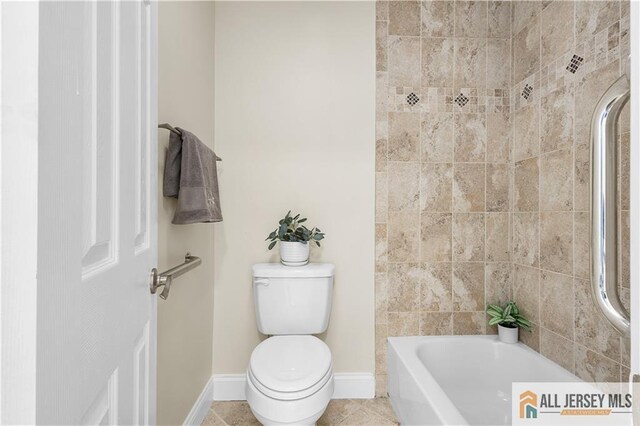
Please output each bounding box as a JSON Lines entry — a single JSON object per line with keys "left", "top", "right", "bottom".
{"left": 266, "top": 211, "right": 325, "bottom": 250}
{"left": 486, "top": 301, "right": 532, "bottom": 331}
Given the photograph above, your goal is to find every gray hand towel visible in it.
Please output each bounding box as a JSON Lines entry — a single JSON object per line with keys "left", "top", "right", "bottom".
{"left": 162, "top": 128, "right": 223, "bottom": 224}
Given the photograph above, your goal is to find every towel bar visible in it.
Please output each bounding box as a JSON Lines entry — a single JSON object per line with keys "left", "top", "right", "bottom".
{"left": 158, "top": 123, "right": 222, "bottom": 161}
{"left": 150, "top": 253, "right": 202, "bottom": 300}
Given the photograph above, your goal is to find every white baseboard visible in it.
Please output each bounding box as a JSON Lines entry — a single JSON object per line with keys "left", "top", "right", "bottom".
{"left": 212, "top": 373, "right": 374, "bottom": 401}
{"left": 183, "top": 376, "right": 214, "bottom": 426}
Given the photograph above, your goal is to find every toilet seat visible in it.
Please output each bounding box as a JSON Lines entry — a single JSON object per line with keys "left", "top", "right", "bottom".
{"left": 248, "top": 335, "right": 333, "bottom": 400}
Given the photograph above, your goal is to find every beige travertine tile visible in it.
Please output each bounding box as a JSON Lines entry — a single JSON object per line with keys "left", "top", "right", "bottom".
{"left": 514, "top": 158, "right": 539, "bottom": 212}
{"left": 454, "top": 1, "right": 487, "bottom": 38}
{"left": 420, "top": 312, "right": 453, "bottom": 335}
{"left": 540, "top": 149, "right": 573, "bottom": 211}
{"left": 375, "top": 272, "right": 388, "bottom": 324}
{"left": 540, "top": 328, "right": 575, "bottom": 372}
{"left": 488, "top": 1, "right": 511, "bottom": 38}
{"left": 453, "top": 163, "right": 485, "bottom": 212}
{"left": 375, "top": 375, "right": 388, "bottom": 398}
{"left": 514, "top": 103, "right": 540, "bottom": 162}
{"left": 317, "top": 400, "right": 363, "bottom": 425}
{"left": 376, "top": 0, "right": 389, "bottom": 21}
{"left": 485, "top": 262, "right": 512, "bottom": 305}
{"left": 622, "top": 0, "right": 630, "bottom": 17}
{"left": 421, "top": 37, "right": 454, "bottom": 87}
{"left": 575, "top": 61, "right": 619, "bottom": 151}
{"left": 376, "top": 224, "right": 388, "bottom": 272}
{"left": 453, "top": 262, "right": 485, "bottom": 311}
{"left": 421, "top": 1, "right": 454, "bottom": 38}
{"left": 388, "top": 312, "right": 420, "bottom": 336}
{"left": 486, "top": 163, "right": 509, "bottom": 212}
{"left": 575, "top": 1, "right": 620, "bottom": 40}
{"left": 363, "top": 398, "right": 399, "bottom": 423}
{"left": 541, "top": 84, "right": 574, "bottom": 153}
{"left": 540, "top": 212, "right": 573, "bottom": 275}
{"left": 388, "top": 211, "right": 419, "bottom": 262}
{"left": 376, "top": 72, "right": 388, "bottom": 122}
{"left": 202, "top": 410, "right": 226, "bottom": 426}
{"left": 388, "top": 162, "right": 420, "bottom": 211}
{"left": 540, "top": 270, "right": 574, "bottom": 339}
{"left": 487, "top": 112, "right": 511, "bottom": 163}
{"left": 512, "top": 213, "right": 539, "bottom": 267}
{"left": 453, "top": 311, "right": 486, "bottom": 335}
{"left": 574, "top": 142, "right": 590, "bottom": 212}
{"left": 513, "top": 16, "right": 540, "bottom": 84}
{"left": 486, "top": 213, "right": 509, "bottom": 262}
{"left": 338, "top": 407, "right": 396, "bottom": 426}
{"left": 575, "top": 277, "right": 621, "bottom": 362}
{"left": 421, "top": 262, "right": 453, "bottom": 311}
{"left": 487, "top": 39, "right": 511, "bottom": 88}
{"left": 421, "top": 163, "right": 452, "bottom": 212}
{"left": 388, "top": 36, "right": 421, "bottom": 87}
{"left": 420, "top": 212, "right": 452, "bottom": 262}
{"left": 454, "top": 113, "right": 486, "bottom": 163}
{"left": 453, "top": 213, "right": 485, "bottom": 262}
{"left": 211, "top": 402, "right": 260, "bottom": 426}
{"left": 422, "top": 112, "right": 454, "bottom": 163}
{"left": 375, "top": 324, "right": 388, "bottom": 375}
{"left": 454, "top": 38, "right": 487, "bottom": 87}
{"left": 512, "top": 1, "right": 541, "bottom": 36}
{"left": 387, "top": 263, "right": 421, "bottom": 312}
{"left": 376, "top": 138, "right": 388, "bottom": 172}
{"left": 376, "top": 172, "right": 388, "bottom": 223}
{"left": 620, "top": 132, "right": 630, "bottom": 210}
{"left": 512, "top": 264, "right": 540, "bottom": 323}
{"left": 622, "top": 335, "right": 631, "bottom": 368}
{"left": 376, "top": 21, "right": 388, "bottom": 72}
{"left": 575, "top": 345, "right": 620, "bottom": 382}
{"left": 540, "top": 1, "right": 574, "bottom": 66}
{"left": 519, "top": 322, "right": 540, "bottom": 351}
{"left": 573, "top": 212, "right": 589, "bottom": 279}
{"left": 621, "top": 210, "right": 630, "bottom": 288}
{"left": 388, "top": 112, "right": 420, "bottom": 161}
{"left": 388, "top": 1, "right": 420, "bottom": 36}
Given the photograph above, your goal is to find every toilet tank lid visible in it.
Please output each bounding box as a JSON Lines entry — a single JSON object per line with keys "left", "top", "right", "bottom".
{"left": 252, "top": 263, "right": 335, "bottom": 278}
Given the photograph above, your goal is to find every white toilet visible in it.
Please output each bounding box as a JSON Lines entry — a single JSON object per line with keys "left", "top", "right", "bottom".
{"left": 246, "top": 263, "right": 335, "bottom": 425}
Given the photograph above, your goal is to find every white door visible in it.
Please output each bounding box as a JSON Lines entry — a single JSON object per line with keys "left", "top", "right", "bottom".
{"left": 34, "top": 0, "right": 157, "bottom": 424}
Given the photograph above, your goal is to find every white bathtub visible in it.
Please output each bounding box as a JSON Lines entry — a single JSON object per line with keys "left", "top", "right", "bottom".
{"left": 387, "top": 335, "right": 580, "bottom": 425}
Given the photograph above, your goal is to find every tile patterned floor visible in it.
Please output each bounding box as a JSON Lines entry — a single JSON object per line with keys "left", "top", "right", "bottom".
{"left": 202, "top": 398, "right": 399, "bottom": 425}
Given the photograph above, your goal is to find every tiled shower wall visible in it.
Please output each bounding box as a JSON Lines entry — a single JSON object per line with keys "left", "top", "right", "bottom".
{"left": 509, "top": 0, "right": 630, "bottom": 383}
{"left": 375, "top": 0, "right": 513, "bottom": 395}
{"left": 375, "top": 0, "right": 631, "bottom": 396}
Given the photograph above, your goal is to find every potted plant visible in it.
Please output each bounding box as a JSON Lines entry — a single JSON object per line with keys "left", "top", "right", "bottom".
{"left": 266, "top": 211, "right": 325, "bottom": 266}
{"left": 486, "top": 301, "right": 532, "bottom": 343}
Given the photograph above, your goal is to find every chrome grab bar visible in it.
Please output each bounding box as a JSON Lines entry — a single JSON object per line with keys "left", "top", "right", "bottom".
{"left": 150, "top": 253, "right": 202, "bottom": 300}
{"left": 590, "top": 72, "right": 630, "bottom": 336}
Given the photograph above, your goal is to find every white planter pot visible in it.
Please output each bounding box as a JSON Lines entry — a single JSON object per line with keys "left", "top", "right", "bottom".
{"left": 279, "top": 241, "right": 310, "bottom": 266}
{"left": 498, "top": 325, "right": 518, "bottom": 343}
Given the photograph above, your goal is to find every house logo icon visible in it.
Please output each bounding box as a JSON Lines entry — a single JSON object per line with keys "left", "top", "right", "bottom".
{"left": 520, "top": 390, "right": 538, "bottom": 419}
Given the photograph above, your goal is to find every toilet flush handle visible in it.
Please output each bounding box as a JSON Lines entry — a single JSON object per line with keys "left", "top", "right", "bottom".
{"left": 255, "top": 278, "right": 269, "bottom": 286}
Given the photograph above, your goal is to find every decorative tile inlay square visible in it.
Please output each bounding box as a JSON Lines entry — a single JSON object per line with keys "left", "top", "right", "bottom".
{"left": 521, "top": 84, "right": 533, "bottom": 100}
{"left": 454, "top": 93, "right": 469, "bottom": 107}
{"left": 406, "top": 92, "right": 420, "bottom": 106}
{"left": 566, "top": 54, "right": 584, "bottom": 74}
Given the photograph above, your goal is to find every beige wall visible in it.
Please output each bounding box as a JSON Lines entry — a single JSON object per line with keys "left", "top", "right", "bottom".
{"left": 213, "top": 1, "right": 376, "bottom": 375}
{"left": 157, "top": 2, "right": 216, "bottom": 424}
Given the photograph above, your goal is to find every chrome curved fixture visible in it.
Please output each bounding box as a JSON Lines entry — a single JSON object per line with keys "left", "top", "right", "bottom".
{"left": 590, "top": 67, "right": 630, "bottom": 336}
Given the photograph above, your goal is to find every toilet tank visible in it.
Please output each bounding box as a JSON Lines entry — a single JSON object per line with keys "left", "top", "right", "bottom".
{"left": 252, "top": 263, "right": 335, "bottom": 335}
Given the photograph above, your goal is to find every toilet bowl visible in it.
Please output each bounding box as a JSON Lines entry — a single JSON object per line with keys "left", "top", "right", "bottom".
{"left": 245, "top": 335, "right": 334, "bottom": 425}
{"left": 248, "top": 263, "right": 335, "bottom": 425}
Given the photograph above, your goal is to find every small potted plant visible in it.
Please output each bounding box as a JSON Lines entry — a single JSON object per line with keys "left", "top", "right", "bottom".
{"left": 486, "top": 301, "right": 532, "bottom": 343}
{"left": 266, "top": 211, "right": 325, "bottom": 266}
